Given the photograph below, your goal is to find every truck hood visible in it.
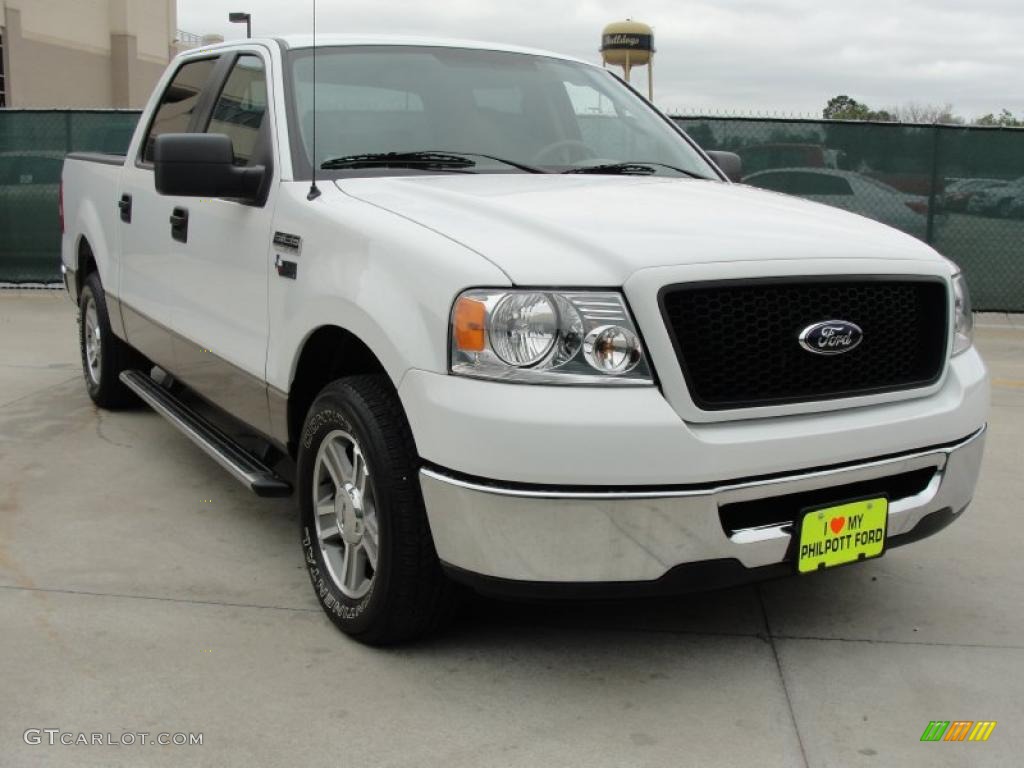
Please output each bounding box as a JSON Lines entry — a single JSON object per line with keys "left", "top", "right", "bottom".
{"left": 335, "top": 175, "right": 941, "bottom": 285}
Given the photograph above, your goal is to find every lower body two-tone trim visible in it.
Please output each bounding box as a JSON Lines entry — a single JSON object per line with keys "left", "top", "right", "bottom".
{"left": 419, "top": 427, "right": 986, "bottom": 598}
{"left": 115, "top": 300, "right": 289, "bottom": 449}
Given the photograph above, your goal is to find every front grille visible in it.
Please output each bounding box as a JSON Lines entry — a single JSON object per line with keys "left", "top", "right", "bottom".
{"left": 659, "top": 277, "right": 949, "bottom": 409}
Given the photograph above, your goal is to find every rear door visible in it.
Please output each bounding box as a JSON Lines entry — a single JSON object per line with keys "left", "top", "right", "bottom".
{"left": 164, "top": 49, "right": 278, "bottom": 436}
{"left": 118, "top": 54, "right": 222, "bottom": 370}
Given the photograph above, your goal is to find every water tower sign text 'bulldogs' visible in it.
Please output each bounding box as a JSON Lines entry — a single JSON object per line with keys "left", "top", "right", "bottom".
{"left": 600, "top": 19, "right": 655, "bottom": 101}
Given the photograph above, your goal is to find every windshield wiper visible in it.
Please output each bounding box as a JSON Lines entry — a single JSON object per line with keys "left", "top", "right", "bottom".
{"left": 321, "top": 151, "right": 476, "bottom": 172}
{"left": 320, "top": 151, "right": 545, "bottom": 174}
{"left": 563, "top": 161, "right": 709, "bottom": 179}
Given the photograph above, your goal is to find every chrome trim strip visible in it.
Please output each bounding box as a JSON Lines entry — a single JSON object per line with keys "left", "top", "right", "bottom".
{"left": 730, "top": 523, "right": 792, "bottom": 545}
{"left": 421, "top": 426, "right": 986, "bottom": 501}
{"left": 889, "top": 468, "right": 944, "bottom": 515}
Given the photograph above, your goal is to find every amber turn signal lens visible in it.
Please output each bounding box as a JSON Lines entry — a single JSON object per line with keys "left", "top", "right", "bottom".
{"left": 453, "top": 297, "right": 487, "bottom": 352}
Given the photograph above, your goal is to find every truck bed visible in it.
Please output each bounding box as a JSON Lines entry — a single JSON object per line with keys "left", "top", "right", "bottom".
{"left": 61, "top": 153, "right": 126, "bottom": 296}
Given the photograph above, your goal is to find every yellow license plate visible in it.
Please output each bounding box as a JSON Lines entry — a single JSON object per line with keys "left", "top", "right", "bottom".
{"left": 797, "top": 497, "right": 888, "bottom": 574}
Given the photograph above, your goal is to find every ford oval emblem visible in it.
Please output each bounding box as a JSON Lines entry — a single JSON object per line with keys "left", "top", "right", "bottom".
{"left": 798, "top": 320, "right": 863, "bottom": 355}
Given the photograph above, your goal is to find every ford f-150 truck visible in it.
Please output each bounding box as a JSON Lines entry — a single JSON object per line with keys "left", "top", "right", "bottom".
{"left": 61, "top": 36, "right": 988, "bottom": 644}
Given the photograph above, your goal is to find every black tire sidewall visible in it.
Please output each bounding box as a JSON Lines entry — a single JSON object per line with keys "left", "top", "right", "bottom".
{"left": 297, "top": 385, "right": 397, "bottom": 637}
{"left": 79, "top": 273, "right": 114, "bottom": 402}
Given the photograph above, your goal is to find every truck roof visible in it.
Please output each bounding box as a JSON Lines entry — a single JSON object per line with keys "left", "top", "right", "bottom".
{"left": 190, "top": 34, "right": 591, "bottom": 66}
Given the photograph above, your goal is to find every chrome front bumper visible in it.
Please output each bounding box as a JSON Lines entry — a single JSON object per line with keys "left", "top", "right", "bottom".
{"left": 419, "top": 427, "right": 986, "bottom": 586}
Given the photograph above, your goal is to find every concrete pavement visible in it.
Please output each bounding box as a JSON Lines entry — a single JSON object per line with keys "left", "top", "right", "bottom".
{"left": 1, "top": 289, "right": 1022, "bottom": 767}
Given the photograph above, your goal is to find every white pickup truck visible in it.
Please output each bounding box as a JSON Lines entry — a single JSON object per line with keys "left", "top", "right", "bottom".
{"left": 61, "top": 35, "right": 988, "bottom": 644}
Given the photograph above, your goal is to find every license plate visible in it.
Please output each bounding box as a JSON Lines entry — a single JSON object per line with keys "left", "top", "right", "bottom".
{"left": 797, "top": 497, "right": 888, "bottom": 574}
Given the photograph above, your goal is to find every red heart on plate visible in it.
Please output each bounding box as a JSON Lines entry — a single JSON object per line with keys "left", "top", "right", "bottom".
{"left": 830, "top": 516, "right": 846, "bottom": 534}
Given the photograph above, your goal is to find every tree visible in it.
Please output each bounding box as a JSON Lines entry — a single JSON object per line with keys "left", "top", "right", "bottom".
{"left": 889, "top": 102, "right": 962, "bottom": 125}
{"left": 823, "top": 95, "right": 870, "bottom": 120}
{"left": 823, "top": 95, "right": 894, "bottom": 122}
{"left": 975, "top": 109, "right": 1023, "bottom": 127}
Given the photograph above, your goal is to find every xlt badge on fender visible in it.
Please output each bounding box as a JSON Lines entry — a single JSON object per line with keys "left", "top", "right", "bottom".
{"left": 798, "top": 320, "right": 863, "bottom": 355}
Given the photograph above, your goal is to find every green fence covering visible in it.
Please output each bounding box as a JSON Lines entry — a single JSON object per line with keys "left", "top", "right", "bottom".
{"left": 0, "top": 110, "right": 139, "bottom": 283}
{"left": 675, "top": 117, "right": 1024, "bottom": 311}
{"left": 0, "top": 110, "right": 1021, "bottom": 310}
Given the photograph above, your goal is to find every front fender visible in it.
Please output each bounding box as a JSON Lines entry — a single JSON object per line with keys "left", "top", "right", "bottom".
{"left": 267, "top": 183, "right": 510, "bottom": 392}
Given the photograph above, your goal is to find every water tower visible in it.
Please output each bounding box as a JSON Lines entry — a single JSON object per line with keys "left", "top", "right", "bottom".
{"left": 600, "top": 20, "right": 655, "bottom": 101}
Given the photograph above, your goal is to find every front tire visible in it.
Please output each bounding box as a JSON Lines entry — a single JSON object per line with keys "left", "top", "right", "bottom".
{"left": 78, "top": 272, "right": 144, "bottom": 408}
{"left": 297, "top": 375, "right": 456, "bottom": 645}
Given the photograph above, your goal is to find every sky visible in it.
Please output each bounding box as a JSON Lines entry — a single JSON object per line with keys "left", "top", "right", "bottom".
{"left": 178, "top": 0, "right": 1024, "bottom": 118}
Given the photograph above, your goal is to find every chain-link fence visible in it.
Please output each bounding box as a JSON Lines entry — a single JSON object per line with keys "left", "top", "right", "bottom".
{"left": 0, "top": 110, "right": 139, "bottom": 282}
{"left": 0, "top": 110, "right": 1022, "bottom": 310}
{"left": 674, "top": 116, "right": 1024, "bottom": 311}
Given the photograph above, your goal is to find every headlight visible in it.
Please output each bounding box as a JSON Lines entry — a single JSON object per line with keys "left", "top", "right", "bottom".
{"left": 450, "top": 289, "right": 653, "bottom": 385}
{"left": 952, "top": 272, "right": 973, "bottom": 355}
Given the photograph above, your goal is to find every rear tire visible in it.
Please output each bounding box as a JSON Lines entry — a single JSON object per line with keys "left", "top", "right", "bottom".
{"left": 78, "top": 272, "right": 145, "bottom": 408}
{"left": 297, "top": 375, "right": 457, "bottom": 645}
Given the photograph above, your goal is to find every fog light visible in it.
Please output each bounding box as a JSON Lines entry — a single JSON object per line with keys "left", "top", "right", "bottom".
{"left": 583, "top": 325, "right": 642, "bottom": 374}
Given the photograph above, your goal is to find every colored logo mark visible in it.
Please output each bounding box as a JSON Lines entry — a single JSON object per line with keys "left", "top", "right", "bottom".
{"left": 920, "top": 721, "right": 996, "bottom": 742}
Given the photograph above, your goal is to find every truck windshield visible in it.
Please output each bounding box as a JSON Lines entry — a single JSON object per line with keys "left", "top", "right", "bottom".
{"left": 286, "top": 45, "right": 717, "bottom": 179}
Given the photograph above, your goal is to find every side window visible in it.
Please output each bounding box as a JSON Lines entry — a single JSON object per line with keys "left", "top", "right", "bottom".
{"left": 205, "top": 55, "right": 269, "bottom": 166}
{"left": 142, "top": 57, "right": 219, "bottom": 163}
{"left": 747, "top": 172, "right": 788, "bottom": 193}
{"left": 804, "top": 174, "right": 853, "bottom": 196}
{"left": 750, "top": 172, "right": 852, "bottom": 196}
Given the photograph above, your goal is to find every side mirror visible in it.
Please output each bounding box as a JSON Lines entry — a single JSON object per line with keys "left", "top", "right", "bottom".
{"left": 153, "top": 133, "right": 265, "bottom": 202}
{"left": 706, "top": 151, "right": 743, "bottom": 183}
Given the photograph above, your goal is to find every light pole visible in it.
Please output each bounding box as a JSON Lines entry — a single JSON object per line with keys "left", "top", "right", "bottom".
{"left": 229, "top": 12, "right": 252, "bottom": 39}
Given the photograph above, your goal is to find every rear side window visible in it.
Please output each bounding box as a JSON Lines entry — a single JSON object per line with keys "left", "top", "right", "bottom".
{"left": 746, "top": 172, "right": 790, "bottom": 193}
{"left": 205, "top": 54, "right": 269, "bottom": 166}
{"left": 749, "top": 171, "right": 853, "bottom": 196}
{"left": 142, "top": 57, "right": 219, "bottom": 163}
{"left": 804, "top": 174, "right": 853, "bottom": 196}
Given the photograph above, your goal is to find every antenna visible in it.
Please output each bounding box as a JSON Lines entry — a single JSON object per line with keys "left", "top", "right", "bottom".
{"left": 306, "top": 0, "right": 321, "bottom": 200}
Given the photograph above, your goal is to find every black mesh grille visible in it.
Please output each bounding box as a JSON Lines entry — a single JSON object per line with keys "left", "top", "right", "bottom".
{"left": 660, "top": 277, "right": 949, "bottom": 409}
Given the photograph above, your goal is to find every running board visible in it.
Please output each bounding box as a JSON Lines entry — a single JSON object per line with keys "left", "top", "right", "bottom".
{"left": 120, "top": 370, "right": 292, "bottom": 497}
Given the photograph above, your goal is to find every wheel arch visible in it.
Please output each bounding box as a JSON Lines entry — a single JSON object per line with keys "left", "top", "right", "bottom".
{"left": 66, "top": 193, "right": 115, "bottom": 299}
{"left": 76, "top": 236, "right": 98, "bottom": 297}
{"left": 286, "top": 324, "right": 391, "bottom": 456}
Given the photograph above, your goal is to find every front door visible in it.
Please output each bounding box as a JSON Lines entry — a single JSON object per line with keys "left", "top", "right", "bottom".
{"left": 164, "top": 50, "right": 277, "bottom": 437}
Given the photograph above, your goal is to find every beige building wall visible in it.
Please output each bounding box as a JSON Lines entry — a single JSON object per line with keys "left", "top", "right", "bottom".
{"left": 0, "top": 0, "right": 176, "bottom": 108}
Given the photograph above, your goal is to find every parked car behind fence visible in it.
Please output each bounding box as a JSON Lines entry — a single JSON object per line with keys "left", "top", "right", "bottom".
{"left": 941, "top": 178, "right": 1008, "bottom": 213}
{"left": 743, "top": 167, "right": 936, "bottom": 239}
{"left": 967, "top": 177, "right": 1024, "bottom": 219}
